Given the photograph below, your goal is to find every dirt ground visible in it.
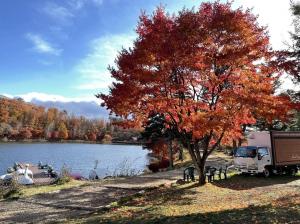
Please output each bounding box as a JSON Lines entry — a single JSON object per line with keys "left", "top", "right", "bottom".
{"left": 0, "top": 185, "right": 139, "bottom": 224}
{"left": 81, "top": 177, "right": 300, "bottom": 224}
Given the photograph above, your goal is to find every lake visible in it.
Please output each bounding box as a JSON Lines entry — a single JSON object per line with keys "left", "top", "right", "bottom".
{"left": 0, "top": 143, "right": 150, "bottom": 178}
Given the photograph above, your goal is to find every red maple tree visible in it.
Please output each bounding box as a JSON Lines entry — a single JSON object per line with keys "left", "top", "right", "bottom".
{"left": 99, "top": 2, "right": 293, "bottom": 184}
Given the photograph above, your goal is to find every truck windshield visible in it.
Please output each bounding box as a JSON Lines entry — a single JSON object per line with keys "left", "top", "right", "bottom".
{"left": 234, "top": 146, "right": 257, "bottom": 158}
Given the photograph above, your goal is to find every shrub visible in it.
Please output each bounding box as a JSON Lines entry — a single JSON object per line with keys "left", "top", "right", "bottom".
{"left": 148, "top": 163, "right": 159, "bottom": 172}
{"left": 0, "top": 182, "right": 5, "bottom": 199}
{"left": 70, "top": 173, "right": 84, "bottom": 180}
{"left": 159, "top": 158, "right": 170, "bottom": 169}
{"left": 103, "top": 134, "right": 112, "bottom": 143}
{"left": 0, "top": 175, "right": 22, "bottom": 199}
{"left": 148, "top": 158, "right": 170, "bottom": 172}
{"left": 54, "top": 165, "right": 72, "bottom": 185}
{"left": 111, "top": 158, "right": 139, "bottom": 177}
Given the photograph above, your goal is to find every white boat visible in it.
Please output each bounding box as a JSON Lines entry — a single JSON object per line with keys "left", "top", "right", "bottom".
{"left": 0, "top": 173, "right": 13, "bottom": 181}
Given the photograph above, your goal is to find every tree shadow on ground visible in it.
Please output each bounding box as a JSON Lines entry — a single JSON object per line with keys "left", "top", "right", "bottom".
{"left": 83, "top": 197, "right": 300, "bottom": 224}
{"left": 119, "top": 183, "right": 200, "bottom": 208}
{"left": 0, "top": 186, "right": 140, "bottom": 223}
{"left": 0, "top": 182, "right": 200, "bottom": 223}
{"left": 211, "top": 174, "right": 300, "bottom": 190}
{"left": 29, "top": 185, "right": 139, "bottom": 209}
{"left": 0, "top": 207, "right": 91, "bottom": 224}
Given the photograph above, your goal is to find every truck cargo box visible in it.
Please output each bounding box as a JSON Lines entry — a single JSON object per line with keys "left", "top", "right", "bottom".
{"left": 270, "top": 131, "right": 300, "bottom": 166}
{"left": 248, "top": 131, "right": 271, "bottom": 148}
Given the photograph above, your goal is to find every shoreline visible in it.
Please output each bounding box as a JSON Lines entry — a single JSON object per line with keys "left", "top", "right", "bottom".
{"left": 0, "top": 139, "right": 143, "bottom": 145}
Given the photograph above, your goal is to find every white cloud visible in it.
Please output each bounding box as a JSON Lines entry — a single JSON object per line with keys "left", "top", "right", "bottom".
{"left": 77, "top": 81, "right": 112, "bottom": 90}
{"left": 37, "top": 59, "right": 54, "bottom": 66}
{"left": 232, "top": 0, "right": 293, "bottom": 50}
{"left": 74, "top": 33, "right": 136, "bottom": 91}
{"left": 231, "top": 0, "right": 298, "bottom": 90}
{"left": 39, "top": 0, "right": 106, "bottom": 37}
{"left": 26, "top": 33, "right": 62, "bottom": 56}
{"left": 2, "top": 93, "right": 13, "bottom": 99}
{"left": 42, "top": 2, "right": 74, "bottom": 25}
{"left": 278, "top": 74, "right": 300, "bottom": 93}
{"left": 2, "top": 92, "right": 98, "bottom": 103}
{"left": 43, "top": 0, "right": 104, "bottom": 21}
{"left": 92, "top": 0, "right": 104, "bottom": 5}
{"left": 68, "top": 0, "right": 103, "bottom": 10}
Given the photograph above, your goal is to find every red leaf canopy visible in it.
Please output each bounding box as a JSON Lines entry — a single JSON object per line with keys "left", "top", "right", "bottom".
{"left": 100, "top": 2, "right": 292, "bottom": 145}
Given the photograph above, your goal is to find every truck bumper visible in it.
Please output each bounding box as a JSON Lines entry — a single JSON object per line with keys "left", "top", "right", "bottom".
{"left": 235, "top": 168, "right": 259, "bottom": 174}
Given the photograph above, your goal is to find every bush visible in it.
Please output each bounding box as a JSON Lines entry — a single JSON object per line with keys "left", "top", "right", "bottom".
{"left": 0, "top": 175, "right": 22, "bottom": 199}
{"left": 148, "top": 159, "right": 170, "bottom": 172}
{"left": 70, "top": 173, "right": 84, "bottom": 180}
{"left": 54, "top": 165, "right": 72, "bottom": 185}
{"left": 111, "top": 158, "right": 139, "bottom": 177}
{"left": 148, "top": 163, "right": 159, "bottom": 172}
{"left": 159, "top": 159, "right": 170, "bottom": 169}
{"left": 103, "top": 134, "right": 112, "bottom": 143}
{"left": 0, "top": 182, "right": 5, "bottom": 199}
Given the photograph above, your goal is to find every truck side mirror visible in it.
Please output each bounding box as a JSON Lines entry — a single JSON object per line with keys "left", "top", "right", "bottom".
{"left": 258, "top": 154, "right": 262, "bottom": 160}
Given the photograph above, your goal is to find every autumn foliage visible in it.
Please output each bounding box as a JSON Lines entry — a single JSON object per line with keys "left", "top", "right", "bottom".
{"left": 0, "top": 97, "right": 139, "bottom": 143}
{"left": 99, "top": 2, "right": 294, "bottom": 184}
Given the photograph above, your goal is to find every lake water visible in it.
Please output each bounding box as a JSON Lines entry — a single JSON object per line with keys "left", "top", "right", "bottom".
{"left": 0, "top": 143, "right": 149, "bottom": 178}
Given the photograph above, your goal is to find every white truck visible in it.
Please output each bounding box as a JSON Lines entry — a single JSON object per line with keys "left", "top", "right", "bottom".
{"left": 234, "top": 131, "right": 300, "bottom": 177}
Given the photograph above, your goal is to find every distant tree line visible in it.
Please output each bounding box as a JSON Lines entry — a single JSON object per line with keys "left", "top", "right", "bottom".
{"left": 0, "top": 97, "right": 140, "bottom": 143}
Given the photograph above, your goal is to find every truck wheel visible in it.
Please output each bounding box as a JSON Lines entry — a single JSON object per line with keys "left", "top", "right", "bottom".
{"left": 289, "top": 168, "right": 297, "bottom": 176}
{"left": 263, "top": 168, "right": 271, "bottom": 178}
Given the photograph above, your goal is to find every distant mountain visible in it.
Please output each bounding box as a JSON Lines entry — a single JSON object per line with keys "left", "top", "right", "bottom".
{"left": 31, "top": 99, "right": 109, "bottom": 119}
{"left": 0, "top": 95, "right": 9, "bottom": 99}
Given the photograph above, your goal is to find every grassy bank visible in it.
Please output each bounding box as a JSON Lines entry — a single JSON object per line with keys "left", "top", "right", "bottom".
{"left": 0, "top": 180, "right": 88, "bottom": 200}
{"left": 66, "top": 174, "right": 300, "bottom": 224}
{"left": 20, "top": 180, "right": 89, "bottom": 198}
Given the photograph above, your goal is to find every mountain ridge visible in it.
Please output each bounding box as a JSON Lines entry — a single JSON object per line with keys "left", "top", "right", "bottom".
{"left": 31, "top": 99, "right": 109, "bottom": 119}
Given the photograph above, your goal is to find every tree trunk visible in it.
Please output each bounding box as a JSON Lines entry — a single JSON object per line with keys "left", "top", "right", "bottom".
{"left": 168, "top": 140, "right": 173, "bottom": 168}
{"left": 238, "top": 138, "right": 242, "bottom": 147}
{"left": 178, "top": 145, "right": 183, "bottom": 161}
{"left": 198, "top": 163, "right": 206, "bottom": 185}
{"left": 183, "top": 132, "right": 224, "bottom": 185}
{"left": 185, "top": 140, "right": 208, "bottom": 185}
{"left": 238, "top": 124, "right": 247, "bottom": 147}
{"left": 233, "top": 139, "right": 237, "bottom": 149}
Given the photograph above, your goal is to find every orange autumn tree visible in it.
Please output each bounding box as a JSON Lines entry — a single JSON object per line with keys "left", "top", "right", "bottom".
{"left": 99, "top": 2, "right": 292, "bottom": 185}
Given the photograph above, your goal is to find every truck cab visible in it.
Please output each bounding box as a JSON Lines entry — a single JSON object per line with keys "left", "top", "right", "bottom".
{"left": 234, "top": 146, "right": 272, "bottom": 176}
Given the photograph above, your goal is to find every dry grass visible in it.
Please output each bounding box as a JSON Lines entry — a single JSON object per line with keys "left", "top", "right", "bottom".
{"left": 173, "top": 150, "right": 192, "bottom": 169}
{"left": 11, "top": 180, "right": 89, "bottom": 199}
{"left": 66, "top": 174, "right": 300, "bottom": 224}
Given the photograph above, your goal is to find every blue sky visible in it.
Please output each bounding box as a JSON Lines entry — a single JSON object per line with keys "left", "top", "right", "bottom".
{"left": 0, "top": 0, "right": 296, "bottom": 102}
